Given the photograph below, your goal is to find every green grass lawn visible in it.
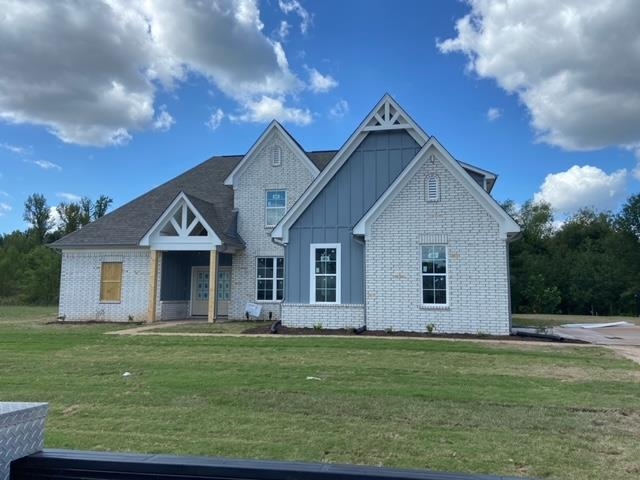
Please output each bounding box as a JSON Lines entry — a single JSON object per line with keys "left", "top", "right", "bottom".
{"left": 1, "top": 307, "right": 639, "bottom": 479}
{"left": 513, "top": 313, "right": 639, "bottom": 329}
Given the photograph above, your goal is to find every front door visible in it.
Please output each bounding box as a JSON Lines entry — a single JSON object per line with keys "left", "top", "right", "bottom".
{"left": 217, "top": 268, "right": 231, "bottom": 317}
{"left": 191, "top": 266, "right": 209, "bottom": 316}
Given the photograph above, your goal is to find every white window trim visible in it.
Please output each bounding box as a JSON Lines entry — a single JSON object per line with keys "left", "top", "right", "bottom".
{"left": 265, "top": 190, "right": 287, "bottom": 227}
{"left": 309, "top": 243, "right": 341, "bottom": 304}
{"left": 420, "top": 244, "right": 449, "bottom": 308}
{"left": 256, "top": 256, "right": 284, "bottom": 302}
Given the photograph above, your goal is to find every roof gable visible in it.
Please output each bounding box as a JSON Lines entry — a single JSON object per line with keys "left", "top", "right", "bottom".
{"left": 224, "top": 121, "right": 320, "bottom": 187}
{"left": 271, "top": 94, "right": 428, "bottom": 243}
{"left": 139, "top": 192, "right": 222, "bottom": 250}
{"left": 353, "top": 138, "right": 520, "bottom": 240}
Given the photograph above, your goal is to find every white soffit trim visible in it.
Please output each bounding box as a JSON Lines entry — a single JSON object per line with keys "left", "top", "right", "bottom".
{"left": 223, "top": 121, "right": 319, "bottom": 187}
{"left": 271, "top": 94, "right": 429, "bottom": 243}
{"left": 139, "top": 191, "right": 222, "bottom": 249}
{"left": 353, "top": 138, "right": 520, "bottom": 239}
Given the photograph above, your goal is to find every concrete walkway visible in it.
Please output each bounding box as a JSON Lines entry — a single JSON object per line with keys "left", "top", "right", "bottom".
{"left": 105, "top": 321, "right": 640, "bottom": 365}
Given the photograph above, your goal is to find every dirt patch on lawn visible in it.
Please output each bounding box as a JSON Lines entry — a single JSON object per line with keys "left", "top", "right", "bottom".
{"left": 242, "top": 324, "right": 587, "bottom": 343}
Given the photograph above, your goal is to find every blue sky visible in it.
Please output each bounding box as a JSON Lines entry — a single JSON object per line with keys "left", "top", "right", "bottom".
{"left": 1, "top": 0, "right": 639, "bottom": 233}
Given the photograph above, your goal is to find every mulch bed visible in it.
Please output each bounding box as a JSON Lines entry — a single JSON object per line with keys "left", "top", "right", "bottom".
{"left": 242, "top": 324, "right": 588, "bottom": 343}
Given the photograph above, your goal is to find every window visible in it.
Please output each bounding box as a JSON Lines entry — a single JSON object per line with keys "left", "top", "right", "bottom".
{"left": 426, "top": 175, "right": 439, "bottom": 202}
{"left": 421, "top": 246, "right": 447, "bottom": 305}
{"left": 100, "top": 262, "right": 122, "bottom": 302}
{"left": 256, "top": 257, "right": 284, "bottom": 301}
{"left": 310, "top": 244, "right": 340, "bottom": 303}
{"left": 266, "top": 190, "right": 286, "bottom": 226}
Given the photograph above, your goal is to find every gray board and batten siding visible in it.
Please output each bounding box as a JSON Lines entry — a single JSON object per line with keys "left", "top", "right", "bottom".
{"left": 285, "top": 130, "right": 421, "bottom": 304}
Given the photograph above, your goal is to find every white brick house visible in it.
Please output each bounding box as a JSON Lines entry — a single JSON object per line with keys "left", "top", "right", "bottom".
{"left": 53, "top": 95, "right": 519, "bottom": 334}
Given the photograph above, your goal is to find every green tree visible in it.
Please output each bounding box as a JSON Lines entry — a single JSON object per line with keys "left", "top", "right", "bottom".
{"left": 93, "top": 195, "right": 113, "bottom": 219}
{"left": 23, "top": 193, "right": 53, "bottom": 244}
{"left": 617, "top": 193, "right": 640, "bottom": 240}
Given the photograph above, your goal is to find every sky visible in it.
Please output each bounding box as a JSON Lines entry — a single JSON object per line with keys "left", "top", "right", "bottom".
{"left": 1, "top": 0, "right": 639, "bottom": 234}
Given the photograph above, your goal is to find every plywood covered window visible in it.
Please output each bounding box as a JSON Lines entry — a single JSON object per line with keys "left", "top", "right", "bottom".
{"left": 100, "top": 262, "right": 122, "bottom": 302}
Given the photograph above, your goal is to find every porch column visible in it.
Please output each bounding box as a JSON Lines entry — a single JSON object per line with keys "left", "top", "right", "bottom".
{"left": 147, "top": 250, "right": 160, "bottom": 323}
{"left": 208, "top": 249, "right": 218, "bottom": 323}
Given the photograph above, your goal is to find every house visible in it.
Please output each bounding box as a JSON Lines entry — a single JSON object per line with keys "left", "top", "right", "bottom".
{"left": 52, "top": 95, "right": 520, "bottom": 334}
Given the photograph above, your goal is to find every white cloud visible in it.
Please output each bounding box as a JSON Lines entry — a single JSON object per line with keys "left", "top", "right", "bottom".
{"left": 152, "top": 108, "right": 175, "bottom": 132}
{"left": 307, "top": 68, "right": 338, "bottom": 93}
{"left": 230, "top": 96, "right": 312, "bottom": 125}
{"left": 57, "top": 192, "right": 81, "bottom": 202}
{"left": 438, "top": 0, "right": 640, "bottom": 152}
{"left": 278, "top": 20, "right": 290, "bottom": 40}
{"left": 0, "top": 202, "right": 11, "bottom": 217}
{"left": 0, "top": 142, "right": 27, "bottom": 155}
{"left": 26, "top": 159, "right": 62, "bottom": 171}
{"left": 329, "top": 99, "right": 349, "bottom": 119}
{"left": 0, "top": 190, "right": 10, "bottom": 198}
{"left": 487, "top": 107, "right": 501, "bottom": 122}
{"left": 0, "top": 0, "right": 311, "bottom": 146}
{"left": 534, "top": 165, "right": 628, "bottom": 213}
{"left": 278, "top": 0, "right": 312, "bottom": 34}
{"left": 206, "top": 108, "right": 225, "bottom": 131}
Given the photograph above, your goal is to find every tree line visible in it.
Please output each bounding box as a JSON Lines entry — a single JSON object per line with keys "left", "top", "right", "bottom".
{"left": 505, "top": 193, "right": 640, "bottom": 316}
{"left": 0, "top": 193, "right": 112, "bottom": 305}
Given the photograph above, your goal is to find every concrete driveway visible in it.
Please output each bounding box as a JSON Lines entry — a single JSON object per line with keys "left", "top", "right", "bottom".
{"left": 553, "top": 323, "right": 640, "bottom": 364}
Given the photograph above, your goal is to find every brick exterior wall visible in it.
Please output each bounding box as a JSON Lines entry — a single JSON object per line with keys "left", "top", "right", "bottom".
{"left": 59, "top": 249, "right": 151, "bottom": 322}
{"left": 229, "top": 129, "right": 316, "bottom": 320}
{"left": 365, "top": 150, "right": 511, "bottom": 335}
{"left": 281, "top": 303, "right": 365, "bottom": 329}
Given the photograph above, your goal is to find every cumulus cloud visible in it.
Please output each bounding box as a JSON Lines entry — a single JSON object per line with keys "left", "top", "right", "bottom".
{"left": 0, "top": 0, "right": 315, "bottom": 146}
{"left": 279, "top": 0, "right": 312, "bottom": 34}
{"left": 206, "top": 108, "right": 225, "bottom": 131}
{"left": 152, "top": 108, "right": 175, "bottom": 132}
{"left": 487, "top": 107, "right": 501, "bottom": 122}
{"left": 329, "top": 99, "right": 349, "bottom": 119}
{"left": 438, "top": 0, "right": 640, "bottom": 152}
{"left": 534, "top": 165, "right": 628, "bottom": 213}
{"left": 307, "top": 68, "right": 338, "bottom": 93}
{"left": 0, "top": 202, "right": 11, "bottom": 217}
{"left": 230, "top": 96, "right": 312, "bottom": 125}
{"left": 57, "top": 192, "right": 81, "bottom": 202}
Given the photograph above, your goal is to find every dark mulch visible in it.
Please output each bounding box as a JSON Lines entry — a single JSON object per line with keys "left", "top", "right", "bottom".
{"left": 242, "top": 324, "right": 587, "bottom": 343}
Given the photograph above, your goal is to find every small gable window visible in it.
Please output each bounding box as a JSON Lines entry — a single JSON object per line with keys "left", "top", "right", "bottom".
{"left": 266, "top": 190, "right": 286, "bottom": 226}
{"left": 426, "top": 175, "right": 440, "bottom": 202}
{"left": 272, "top": 145, "right": 282, "bottom": 167}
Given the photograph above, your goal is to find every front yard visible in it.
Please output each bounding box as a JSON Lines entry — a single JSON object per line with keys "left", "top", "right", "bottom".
{"left": 1, "top": 307, "right": 639, "bottom": 479}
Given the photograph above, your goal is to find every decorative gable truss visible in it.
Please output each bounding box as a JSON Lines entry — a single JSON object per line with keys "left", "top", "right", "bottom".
{"left": 139, "top": 192, "right": 222, "bottom": 251}
{"left": 363, "top": 100, "right": 414, "bottom": 132}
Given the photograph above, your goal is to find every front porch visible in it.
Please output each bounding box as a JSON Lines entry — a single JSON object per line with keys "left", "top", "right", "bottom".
{"left": 148, "top": 250, "right": 233, "bottom": 322}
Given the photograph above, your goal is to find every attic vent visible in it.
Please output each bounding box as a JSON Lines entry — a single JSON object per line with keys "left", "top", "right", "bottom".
{"left": 426, "top": 175, "right": 440, "bottom": 202}
{"left": 272, "top": 145, "right": 282, "bottom": 167}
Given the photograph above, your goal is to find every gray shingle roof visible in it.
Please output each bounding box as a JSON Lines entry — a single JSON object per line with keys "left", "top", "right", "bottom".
{"left": 52, "top": 151, "right": 338, "bottom": 249}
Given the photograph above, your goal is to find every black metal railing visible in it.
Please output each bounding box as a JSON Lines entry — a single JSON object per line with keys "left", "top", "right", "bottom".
{"left": 10, "top": 449, "right": 529, "bottom": 480}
